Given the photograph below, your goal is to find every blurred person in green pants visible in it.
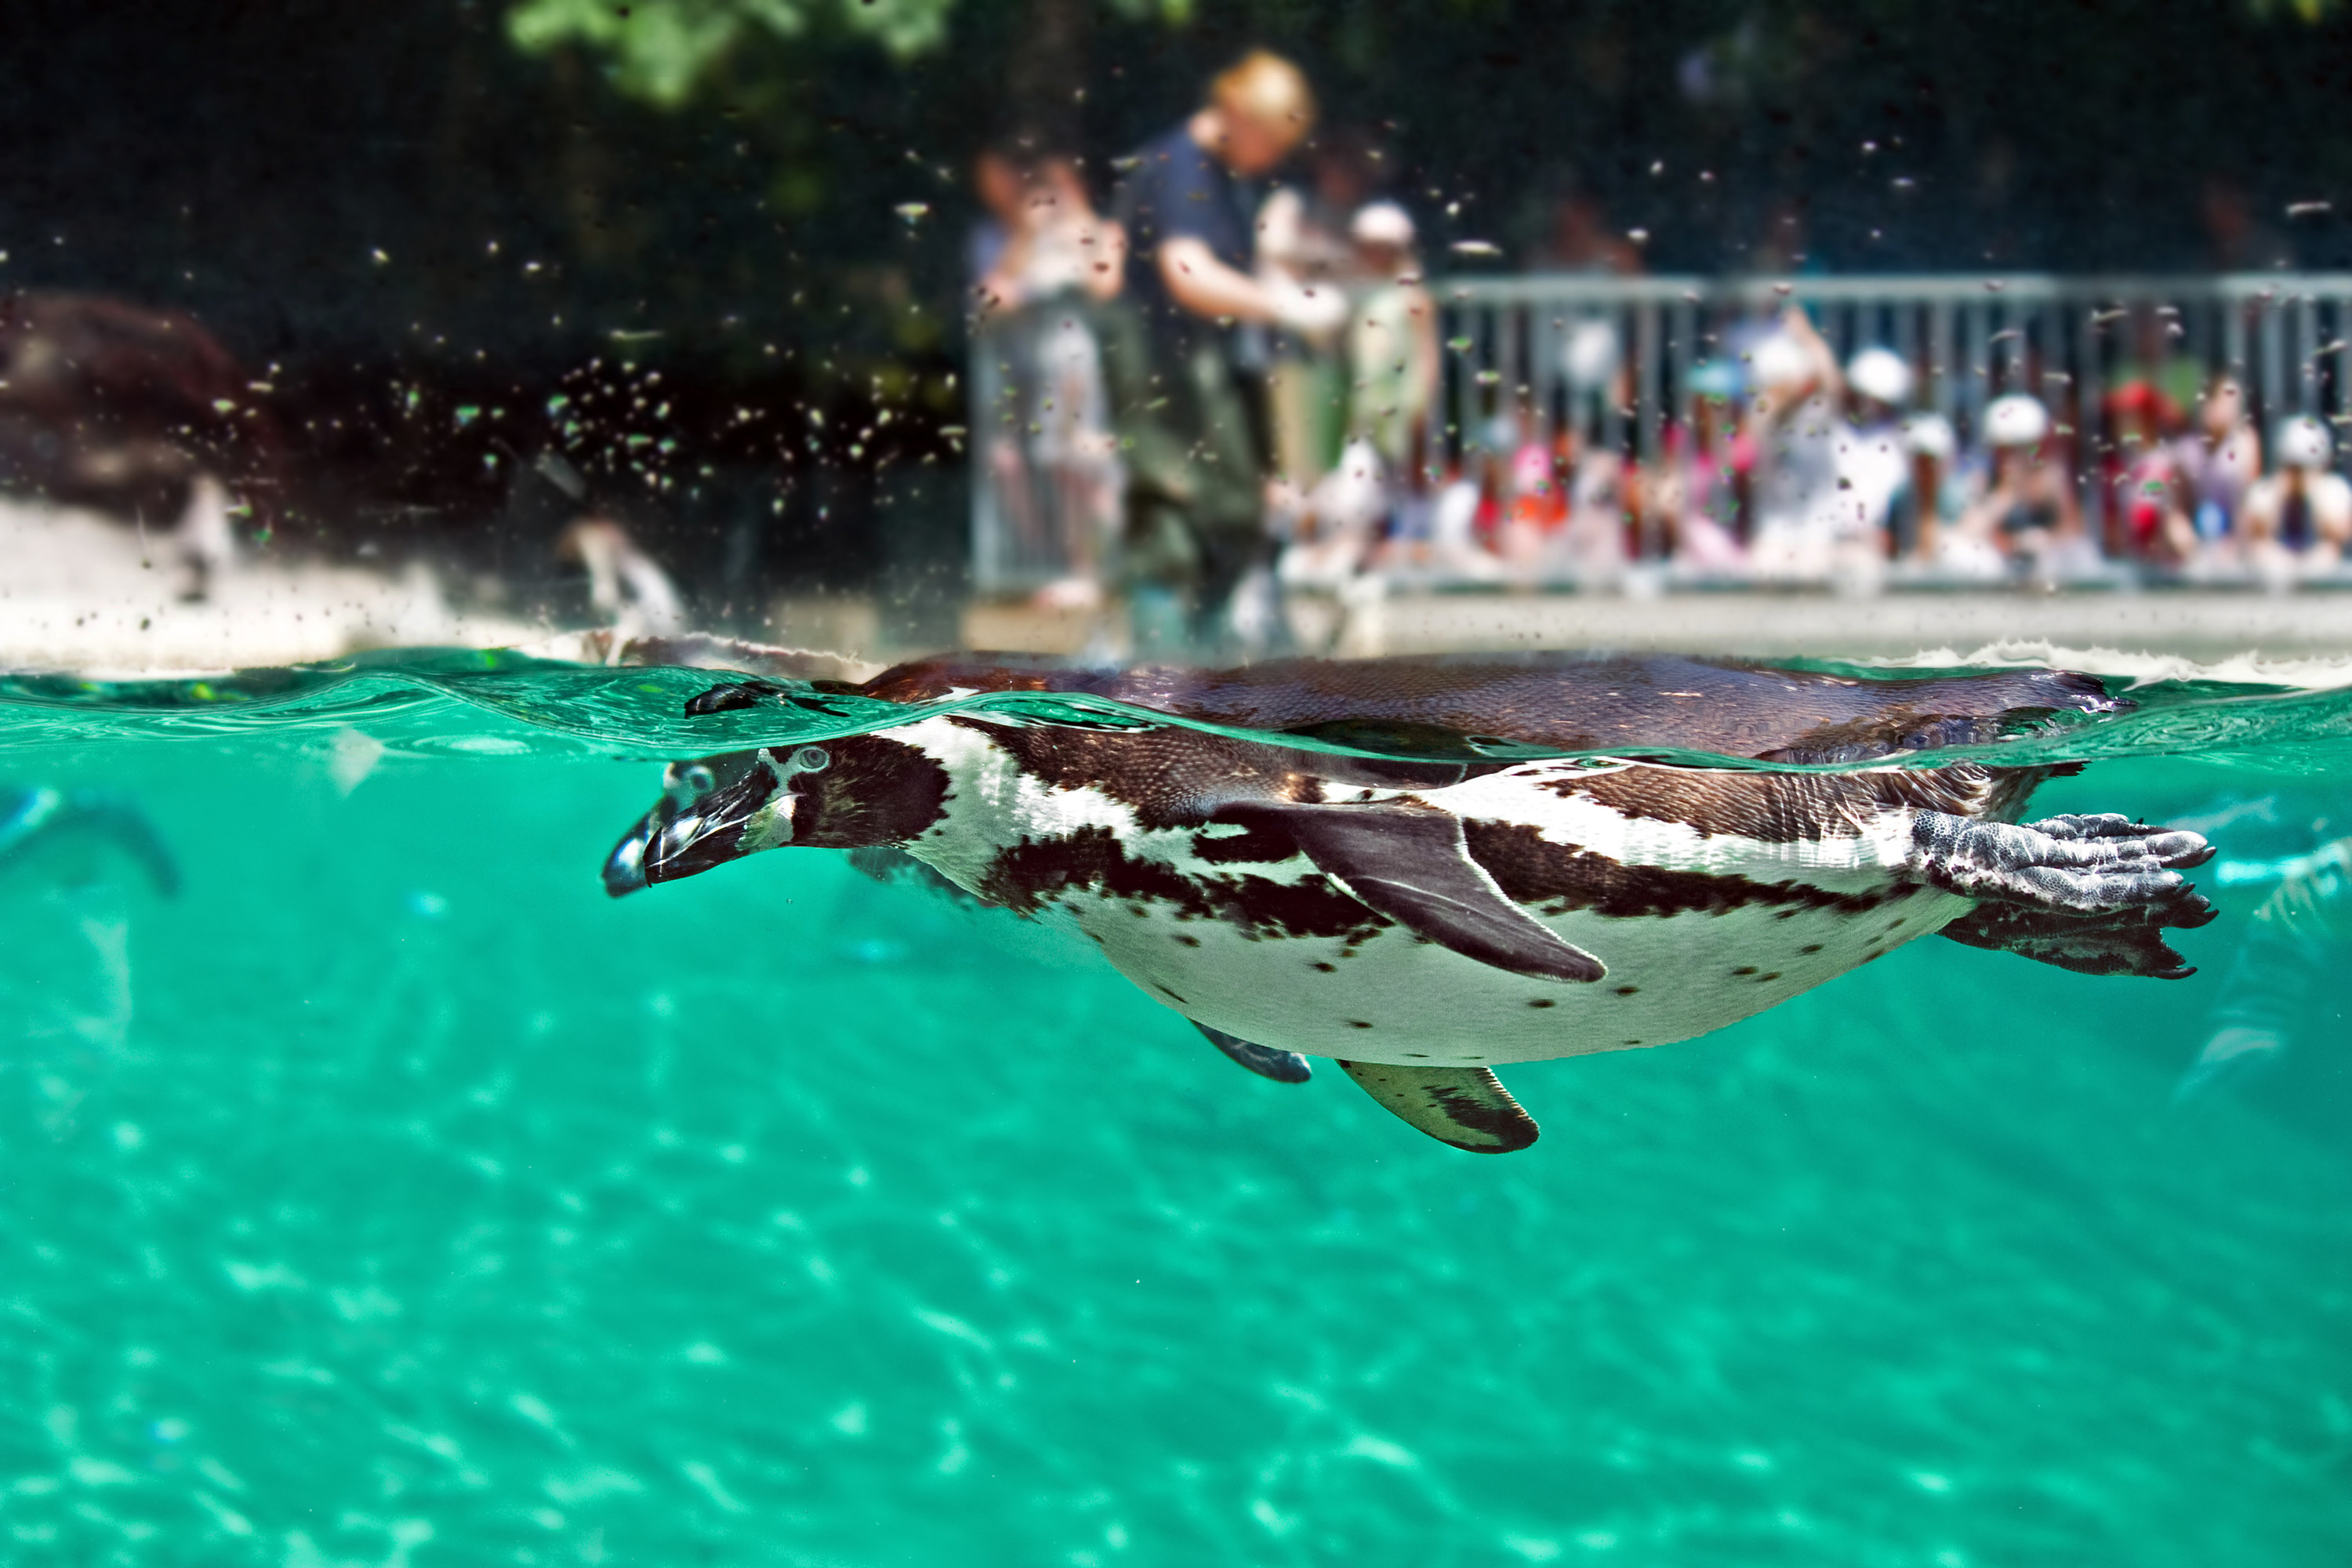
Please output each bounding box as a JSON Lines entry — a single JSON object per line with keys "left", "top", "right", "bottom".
{"left": 1104, "top": 49, "right": 1346, "bottom": 655}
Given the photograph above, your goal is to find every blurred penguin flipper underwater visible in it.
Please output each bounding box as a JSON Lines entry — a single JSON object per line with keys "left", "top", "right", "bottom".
{"left": 0, "top": 787, "right": 180, "bottom": 898}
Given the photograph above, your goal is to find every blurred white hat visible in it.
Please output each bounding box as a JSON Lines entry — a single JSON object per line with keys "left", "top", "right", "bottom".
{"left": 1846, "top": 347, "right": 1914, "bottom": 407}
{"left": 1984, "top": 394, "right": 2050, "bottom": 448}
{"left": 1748, "top": 333, "right": 1809, "bottom": 391}
{"left": 1349, "top": 201, "right": 1415, "bottom": 249}
{"left": 1901, "top": 412, "right": 1957, "bottom": 461}
{"left": 1562, "top": 318, "right": 1621, "bottom": 390}
{"left": 2277, "top": 413, "right": 2332, "bottom": 469}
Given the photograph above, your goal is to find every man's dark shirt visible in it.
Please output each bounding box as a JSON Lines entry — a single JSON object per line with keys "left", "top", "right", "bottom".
{"left": 1112, "top": 123, "right": 1255, "bottom": 354}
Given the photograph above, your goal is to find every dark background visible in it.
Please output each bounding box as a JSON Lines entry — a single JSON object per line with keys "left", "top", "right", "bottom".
{"left": 6, "top": 0, "right": 2350, "bottom": 626}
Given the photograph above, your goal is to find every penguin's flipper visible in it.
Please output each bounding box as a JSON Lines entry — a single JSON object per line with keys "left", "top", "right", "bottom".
{"left": 1337, "top": 1061, "right": 1540, "bottom": 1153}
{"left": 1261, "top": 803, "right": 1606, "bottom": 984}
{"left": 0, "top": 792, "right": 180, "bottom": 898}
{"left": 1908, "top": 811, "right": 2213, "bottom": 913}
{"left": 1196, "top": 1022, "right": 1313, "bottom": 1083}
{"left": 85, "top": 802, "right": 181, "bottom": 899}
{"left": 1938, "top": 893, "right": 2216, "bottom": 979}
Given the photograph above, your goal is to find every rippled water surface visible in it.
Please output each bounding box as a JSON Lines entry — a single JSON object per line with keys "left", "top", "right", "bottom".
{"left": 2, "top": 651, "right": 2348, "bottom": 1566}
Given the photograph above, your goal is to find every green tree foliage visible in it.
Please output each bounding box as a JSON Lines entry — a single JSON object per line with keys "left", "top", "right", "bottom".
{"left": 506, "top": 0, "right": 960, "bottom": 105}
{"left": 506, "top": 0, "right": 1195, "bottom": 109}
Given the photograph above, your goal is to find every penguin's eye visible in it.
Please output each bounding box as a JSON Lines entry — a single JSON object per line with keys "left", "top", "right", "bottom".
{"left": 790, "top": 746, "right": 831, "bottom": 774}
{"left": 683, "top": 764, "right": 716, "bottom": 795}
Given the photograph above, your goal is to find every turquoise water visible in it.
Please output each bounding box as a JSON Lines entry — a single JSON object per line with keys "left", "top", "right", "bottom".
{"left": 2, "top": 655, "right": 2350, "bottom": 1566}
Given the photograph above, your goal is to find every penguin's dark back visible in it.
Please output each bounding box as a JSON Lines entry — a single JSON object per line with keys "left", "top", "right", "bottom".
{"left": 858, "top": 654, "right": 2119, "bottom": 764}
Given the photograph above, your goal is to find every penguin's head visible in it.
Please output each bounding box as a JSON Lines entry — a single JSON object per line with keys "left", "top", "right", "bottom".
{"left": 601, "top": 733, "right": 949, "bottom": 896}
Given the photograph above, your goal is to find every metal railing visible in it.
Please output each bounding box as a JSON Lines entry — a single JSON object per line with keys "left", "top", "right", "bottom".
{"left": 972, "top": 274, "right": 2352, "bottom": 592}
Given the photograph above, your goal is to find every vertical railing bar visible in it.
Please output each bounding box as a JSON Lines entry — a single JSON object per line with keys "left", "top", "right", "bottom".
{"left": 1636, "top": 300, "right": 1661, "bottom": 468}
{"left": 2337, "top": 295, "right": 2352, "bottom": 430}
{"left": 2076, "top": 289, "right": 2105, "bottom": 551}
{"left": 2299, "top": 292, "right": 2319, "bottom": 413}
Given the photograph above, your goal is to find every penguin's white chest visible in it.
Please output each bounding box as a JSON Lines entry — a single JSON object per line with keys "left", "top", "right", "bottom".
{"left": 1035, "top": 866, "right": 1963, "bottom": 1066}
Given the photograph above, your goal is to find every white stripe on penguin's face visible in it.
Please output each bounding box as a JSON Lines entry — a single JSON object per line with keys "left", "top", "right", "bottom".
{"left": 887, "top": 716, "right": 1145, "bottom": 891}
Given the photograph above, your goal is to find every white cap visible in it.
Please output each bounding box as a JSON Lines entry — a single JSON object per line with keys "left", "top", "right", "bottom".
{"left": 2277, "top": 413, "right": 2332, "bottom": 469}
{"left": 1902, "top": 412, "right": 1956, "bottom": 461}
{"left": 1984, "top": 394, "right": 2050, "bottom": 448}
{"left": 1847, "top": 347, "right": 1914, "bottom": 407}
{"left": 1748, "top": 334, "right": 1809, "bottom": 390}
{"left": 1349, "top": 201, "right": 1415, "bottom": 249}
{"left": 1562, "top": 318, "right": 1620, "bottom": 390}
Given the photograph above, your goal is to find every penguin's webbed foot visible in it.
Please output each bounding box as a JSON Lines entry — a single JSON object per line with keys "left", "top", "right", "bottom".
{"left": 1908, "top": 811, "right": 2212, "bottom": 914}
{"left": 1938, "top": 894, "right": 2214, "bottom": 978}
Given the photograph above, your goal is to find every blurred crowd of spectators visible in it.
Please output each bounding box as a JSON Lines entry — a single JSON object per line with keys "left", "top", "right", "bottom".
{"left": 971, "top": 49, "right": 2352, "bottom": 651}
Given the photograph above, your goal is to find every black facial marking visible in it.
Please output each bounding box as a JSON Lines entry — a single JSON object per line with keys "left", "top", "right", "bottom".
{"left": 790, "top": 735, "right": 953, "bottom": 850}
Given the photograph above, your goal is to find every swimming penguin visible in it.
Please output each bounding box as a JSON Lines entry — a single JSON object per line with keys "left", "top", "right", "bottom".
{"left": 602, "top": 653, "right": 2214, "bottom": 1155}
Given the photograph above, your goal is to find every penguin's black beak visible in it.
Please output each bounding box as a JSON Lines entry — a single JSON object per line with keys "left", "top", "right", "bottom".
{"left": 602, "top": 751, "right": 786, "bottom": 897}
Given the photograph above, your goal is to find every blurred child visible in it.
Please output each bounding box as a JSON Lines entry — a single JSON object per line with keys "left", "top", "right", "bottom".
{"left": 1889, "top": 412, "right": 1965, "bottom": 563}
{"left": 2239, "top": 415, "right": 2352, "bottom": 578}
{"left": 1947, "top": 394, "right": 2089, "bottom": 579}
{"left": 2105, "top": 380, "right": 2193, "bottom": 565}
{"left": 2176, "top": 372, "right": 2261, "bottom": 549}
{"left": 1342, "top": 202, "right": 1440, "bottom": 475}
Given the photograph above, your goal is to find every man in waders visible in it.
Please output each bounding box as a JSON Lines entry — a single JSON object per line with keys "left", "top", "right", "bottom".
{"left": 1105, "top": 49, "right": 1348, "bottom": 654}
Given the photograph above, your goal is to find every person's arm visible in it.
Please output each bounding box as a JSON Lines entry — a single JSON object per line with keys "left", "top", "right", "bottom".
{"left": 2318, "top": 477, "right": 2352, "bottom": 549}
{"left": 1778, "top": 306, "right": 1846, "bottom": 405}
{"left": 1408, "top": 285, "right": 1441, "bottom": 417}
{"left": 2041, "top": 458, "right": 2085, "bottom": 538}
{"left": 1912, "top": 467, "right": 1944, "bottom": 561}
{"left": 1082, "top": 220, "right": 1127, "bottom": 302}
{"left": 1160, "top": 234, "right": 1281, "bottom": 322}
{"left": 1160, "top": 235, "right": 1347, "bottom": 332}
{"left": 1952, "top": 468, "right": 2013, "bottom": 546}
{"left": 2238, "top": 477, "right": 2280, "bottom": 543}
